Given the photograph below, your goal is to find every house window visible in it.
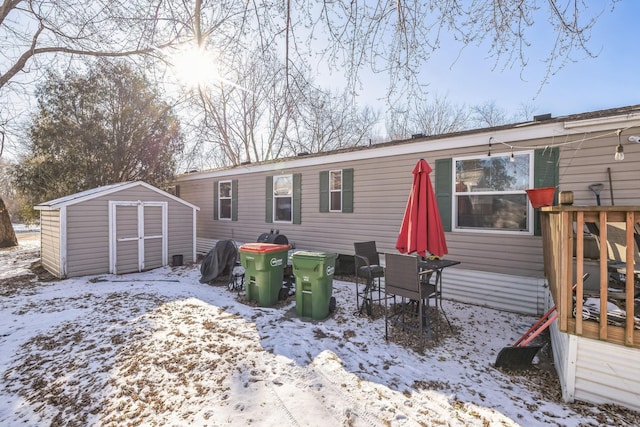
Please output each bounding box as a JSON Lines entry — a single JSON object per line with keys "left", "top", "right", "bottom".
{"left": 214, "top": 179, "right": 237, "bottom": 221}
{"left": 319, "top": 168, "right": 353, "bottom": 213}
{"left": 329, "top": 170, "right": 342, "bottom": 212}
{"left": 273, "top": 174, "right": 293, "bottom": 223}
{"left": 454, "top": 152, "right": 533, "bottom": 233}
{"left": 218, "top": 181, "right": 232, "bottom": 220}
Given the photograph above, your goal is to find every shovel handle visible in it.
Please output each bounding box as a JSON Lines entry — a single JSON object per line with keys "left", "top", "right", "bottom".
{"left": 519, "top": 312, "right": 559, "bottom": 347}
{"left": 512, "top": 280, "right": 583, "bottom": 347}
{"left": 513, "top": 305, "right": 558, "bottom": 347}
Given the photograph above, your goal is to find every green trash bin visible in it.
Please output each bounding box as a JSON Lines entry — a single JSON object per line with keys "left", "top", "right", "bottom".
{"left": 239, "top": 243, "right": 291, "bottom": 307}
{"left": 291, "top": 251, "right": 337, "bottom": 320}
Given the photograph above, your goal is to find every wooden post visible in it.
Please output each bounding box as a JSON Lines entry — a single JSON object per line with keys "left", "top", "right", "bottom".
{"left": 575, "top": 211, "right": 584, "bottom": 336}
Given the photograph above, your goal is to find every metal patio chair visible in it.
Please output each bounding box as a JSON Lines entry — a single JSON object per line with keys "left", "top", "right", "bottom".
{"left": 354, "top": 241, "right": 385, "bottom": 315}
{"left": 384, "top": 253, "right": 437, "bottom": 345}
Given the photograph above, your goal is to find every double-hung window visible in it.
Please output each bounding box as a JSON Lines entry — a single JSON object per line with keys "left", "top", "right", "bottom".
{"left": 329, "top": 170, "right": 342, "bottom": 212}
{"left": 453, "top": 152, "right": 533, "bottom": 233}
{"left": 319, "top": 168, "right": 353, "bottom": 213}
{"left": 213, "top": 179, "right": 237, "bottom": 221}
{"left": 266, "top": 174, "right": 301, "bottom": 224}
{"left": 273, "top": 174, "right": 293, "bottom": 223}
{"left": 218, "top": 181, "right": 232, "bottom": 220}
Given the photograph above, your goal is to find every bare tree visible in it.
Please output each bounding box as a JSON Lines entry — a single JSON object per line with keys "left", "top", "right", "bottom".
{"left": 0, "top": 0, "right": 619, "bottom": 246}
{"left": 471, "top": 101, "right": 509, "bottom": 128}
{"left": 471, "top": 100, "right": 539, "bottom": 128}
{"left": 385, "top": 95, "right": 468, "bottom": 140}
{"left": 299, "top": 1, "right": 612, "bottom": 107}
{"left": 180, "top": 48, "right": 294, "bottom": 169}
{"left": 0, "top": 0, "right": 618, "bottom": 142}
{"left": 411, "top": 95, "right": 470, "bottom": 136}
{"left": 179, "top": 47, "right": 379, "bottom": 170}
{"left": 385, "top": 106, "right": 413, "bottom": 141}
{"left": 288, "top": 88, "right": 380, "bottom": 154}
{"left": 0, "top": 0, "right": 193, "bottom": 246}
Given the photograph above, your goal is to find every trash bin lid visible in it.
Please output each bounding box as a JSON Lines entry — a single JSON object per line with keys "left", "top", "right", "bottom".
{"left": 291, "top": 251, "right": 337, "bottom": 260}
{"left": 239, "top": 242, "right": 291, "bottom": 253}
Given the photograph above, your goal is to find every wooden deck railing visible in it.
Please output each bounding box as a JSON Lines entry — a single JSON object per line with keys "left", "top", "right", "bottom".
{"left": 541, "top": 206, "right": 640, "bottom": 348}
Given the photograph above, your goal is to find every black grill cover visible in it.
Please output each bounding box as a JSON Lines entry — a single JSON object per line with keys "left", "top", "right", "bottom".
{"left": 200, "top": 240, "right": 238, "bottom": 283}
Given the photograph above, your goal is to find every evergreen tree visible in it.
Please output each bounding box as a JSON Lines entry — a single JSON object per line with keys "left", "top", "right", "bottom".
{"left": 13, "top": 61, "right": 183, "bottom": 209}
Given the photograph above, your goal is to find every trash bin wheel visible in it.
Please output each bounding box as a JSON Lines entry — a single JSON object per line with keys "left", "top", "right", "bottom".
{"left": 329, "top": 296, "right": 336, "bottom": 313}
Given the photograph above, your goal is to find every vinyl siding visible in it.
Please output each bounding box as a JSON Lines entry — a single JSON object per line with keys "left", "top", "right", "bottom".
{"left": 177, "top": 123, "right": 640, "bottom": 316}
{"left": 556, "top": 132, "right": 639, "bottom": 206}
{"left": 182, "top": 179, "right": 214, "bottom": 238}
{"left": 179, "top": 149, "right": 547, "bottom": 275}
{"left": 40, "top": 210, "right": 61, "bottom": 278}
{"left": 167, "top": 200, "right": 195, "bottom": 264}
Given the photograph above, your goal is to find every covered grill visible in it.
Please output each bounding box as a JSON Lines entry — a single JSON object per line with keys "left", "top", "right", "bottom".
{"left": 257, "top": 229, "right": 289, "bottom": 245}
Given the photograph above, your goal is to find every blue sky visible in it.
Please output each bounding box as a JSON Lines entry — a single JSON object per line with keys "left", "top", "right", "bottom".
{"left": 354, "top": 1, "right": 640, "bottom": 120}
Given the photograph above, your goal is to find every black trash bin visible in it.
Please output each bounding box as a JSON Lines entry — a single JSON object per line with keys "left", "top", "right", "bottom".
{"left": 172, "top": 254, "right": 183, "bottom": 266}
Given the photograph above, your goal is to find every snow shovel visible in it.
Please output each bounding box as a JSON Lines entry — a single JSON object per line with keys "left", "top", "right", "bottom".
{"left": 494, "top": 275, "right": 588, "bottom": 369}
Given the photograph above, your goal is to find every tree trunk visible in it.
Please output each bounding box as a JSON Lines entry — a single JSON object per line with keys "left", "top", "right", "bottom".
{"left": 0, "top": 196, "right": 18, "bottom": 248}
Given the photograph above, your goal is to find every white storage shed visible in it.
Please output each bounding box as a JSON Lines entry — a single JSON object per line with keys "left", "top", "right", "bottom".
{"left": 35, "top": 181, "right": 199, "bottom": 278}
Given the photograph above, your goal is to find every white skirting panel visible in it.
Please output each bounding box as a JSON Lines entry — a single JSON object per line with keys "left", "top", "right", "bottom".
{"left": 441, "top": 268, "right": 547, "bottom": 316}
{"left": 549, "top": 290, "right": 640, "bottom": 412}
{"left": 573, "top": 337, "right": 640, "bottom": 412}
{"left": 196, "top": 238, "right": 218, "bottom": 256}
{"left": 549, "top": 321, "right": 578, "bottom": 402}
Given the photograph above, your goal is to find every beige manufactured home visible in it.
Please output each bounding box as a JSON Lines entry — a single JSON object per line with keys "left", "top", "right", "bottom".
{"left": 35, "top": 181, "right": 199, "bottom": 278}
{"left": 176, "top": 104, "right": 640, "bottom": 412}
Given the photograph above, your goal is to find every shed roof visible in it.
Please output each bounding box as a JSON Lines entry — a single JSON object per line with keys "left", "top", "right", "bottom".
{"left": 34, "top": 181, "right": 199, "bottom": 211}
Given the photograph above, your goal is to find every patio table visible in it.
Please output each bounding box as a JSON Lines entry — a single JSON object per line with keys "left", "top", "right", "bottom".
{"left": 418, "top": 258, "right": 461, "bottom": 330}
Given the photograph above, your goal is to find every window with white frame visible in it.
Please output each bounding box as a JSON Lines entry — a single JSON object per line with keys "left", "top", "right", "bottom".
{"left": 329, "top": 170, "right": 342, "bottom": 212}
{"left": 454, "top": 152, "right": 533, "bottom": 233}
{"left": 218, "top": 181, "right": 232, "bottom": 220}
{"left": 273, "top": 174, "right": 293, "bottom": 222}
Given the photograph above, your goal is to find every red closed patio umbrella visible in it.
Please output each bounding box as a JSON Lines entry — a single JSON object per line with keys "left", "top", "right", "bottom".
{"left": 395, "top": 158, "right": 448, "bottom": 258}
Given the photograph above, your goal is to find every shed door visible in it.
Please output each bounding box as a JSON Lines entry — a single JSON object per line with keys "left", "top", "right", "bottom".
{"left": 109, "top": 201, "right": 168, "bottom": 274}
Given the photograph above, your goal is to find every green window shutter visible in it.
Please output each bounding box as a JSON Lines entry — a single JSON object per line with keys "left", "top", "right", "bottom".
{"left": 319, "top": 171, "right": 329, "bottom": 212}
{"left": 231, "top": 179, "right": 238, "bottom": 221}
{"left": 342, "top": 168, "right": 354, "bottom": 213}
{"left": 533, "top": 147, "right": 559, "bottom": 236}
{"left": 435, "top": 158, "right": 452, "bottom": 232}
{"left": 533, "top": 147, "right": 559, "bottom": 189}
{"left": 293, "top": 173, "right": 302, "bottom": 224}
{"left": 265, "top": 176, "right": 273, "bottom": 223}
{"left": 213, "top": 181, "right": 219, "bottom": 220}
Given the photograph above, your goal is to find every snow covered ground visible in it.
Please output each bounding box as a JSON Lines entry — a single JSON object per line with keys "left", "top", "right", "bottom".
{"left": 11, "top": 223, "right": 40, "bottom": 233}
{"left": 1, "top": 236, "right": 638, "bottom": 426}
